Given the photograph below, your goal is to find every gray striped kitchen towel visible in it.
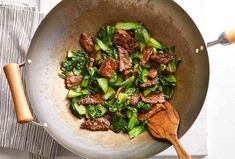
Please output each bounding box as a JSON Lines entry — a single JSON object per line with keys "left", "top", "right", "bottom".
{"left": 0, "top": 4, "right": 58, "bottom": 158}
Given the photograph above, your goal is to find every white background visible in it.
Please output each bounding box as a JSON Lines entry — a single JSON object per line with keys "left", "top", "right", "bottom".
{"left": 1, "top": 0, "right": 235, "bottom": 158}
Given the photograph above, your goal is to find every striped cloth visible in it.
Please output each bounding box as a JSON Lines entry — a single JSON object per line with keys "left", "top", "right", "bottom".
{"left": 0, "top": 4, "right": 58, "bottom": 159}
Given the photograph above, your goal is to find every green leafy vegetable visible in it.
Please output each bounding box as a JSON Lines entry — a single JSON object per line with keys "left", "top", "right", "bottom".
{"left": 98, "top": 25, "right": 116, "bottom": 47}
{"left": 86, "top": 104, "right": 107, "bottom": 119}
{"left": 81, "top": 75, "right": 90, "bottom": 87}
{"left": 135, "top": 27, "right": 150, "bottom": 44}
{"left": 115, "top": 75, "right": 135, "bottom": 87}
{"left": 70, "top": 98, "right": 87, "bottom": 118}
{"left": 97, "top": 78, "right": 109, "bottom": 93}
{"left": 128, "top": 125, "right": 145, "bottom": 139}
{"left": 128, "top": 114, "right": 138, "bottom": 131}
{"left": 110, "top": 114, "right": 128, "bottom": 133}
{"left": 95, "top": 38, "right": 118, "bottom": 59}
{"left": 136, "top": 101, "right": 151, "bottom": 112}
{"left": 147, "top": 38, "right": 163, "bottom": 50}
{"left": 115, "top": 22, "right": 142, "bottom": 30}
{"left": 104, "top": 87, "right": 115, "bottom": 100}
{"left": 67, "top": 88, "right": 90, "bottom": 98}
{"left": 109, "top": 72, "right": 118, "bottom": 84}
{"left": 118, "top": 93, "right": 128, "bottom": 103}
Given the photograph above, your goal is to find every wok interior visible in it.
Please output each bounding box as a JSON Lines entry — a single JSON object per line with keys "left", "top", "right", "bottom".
{"left": 25, "top": 0, "right": 209, "bottom": 158}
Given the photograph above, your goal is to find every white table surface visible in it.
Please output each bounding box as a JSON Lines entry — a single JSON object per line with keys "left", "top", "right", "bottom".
{"left": 1, "top": 0, "right": 235, "bottom": 158}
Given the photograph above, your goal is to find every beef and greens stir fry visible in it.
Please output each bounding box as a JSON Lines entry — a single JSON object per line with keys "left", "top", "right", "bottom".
{"left": 59, "top": 22, "right": 181, "bottom": 139}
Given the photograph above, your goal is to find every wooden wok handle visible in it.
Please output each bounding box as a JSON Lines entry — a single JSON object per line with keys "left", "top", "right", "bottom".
{"left": 3, "top": 63, "right": 33, "bottom": 123}
{"left": 225, "top": 28, "right": 235, "bottom": 44}
{"left": 167, "top": 134, "right": 192, "bottom": 159}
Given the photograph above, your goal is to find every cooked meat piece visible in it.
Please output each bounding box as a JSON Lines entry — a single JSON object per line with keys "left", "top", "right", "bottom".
{"left": 114, "top": 86, "right": 126, "bottom": 99}
{"left": 81, "top": 117, "right": 110, "bottom": 131}
{"left": 102, "top": 52, "right": 108, "bottom": 60}
{"left": 129, "top": 93, "right": 140, "bottom": 106}
{"left": 124, "top": 69, "right": 133, "bottom": 79}
{"left": 127, "top": 30, "right": 135, "bottom": 38}
{"left": 148, "top": 67, "right": 158, "bottom": 79}
{"left": 80, "top": 33, "right": 94, "bottom": 54}
{"left": 87, "top": 55, "right": 95, "bottom": 68}
{"left": 140, "top": 47, "right": 153, "bottom": 66}
{"left": 98, "top": 58, "right": 118, "bottom": 78}
{"left": 114, "top": 29, "right": 139, "bottom": 53}
{"left": 140, "top": 79, "right": 156, "bottom": 89}
{"left": 66, "top": 75, "right": 83, "bottom": 88}
{"left": 78, "top": 94, "right": 104, "bottom": 105}
{"left": 141, "top": 92, "right": 165, "bottom": 104}
{"left": 151, "top": 51, "right": 175, "bottom": 64}
{"left": 138, "top": 104, "right": 165, "bottom": 122}
{"left": 117, "top": 46, "right": 132, "bottom": 72}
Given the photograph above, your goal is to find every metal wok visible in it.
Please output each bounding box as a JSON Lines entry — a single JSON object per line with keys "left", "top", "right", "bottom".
{"left": 4, "top": 0, "right": 213, "bottom": 158}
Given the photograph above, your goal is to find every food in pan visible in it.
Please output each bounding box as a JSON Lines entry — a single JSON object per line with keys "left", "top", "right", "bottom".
{"left": 59, "top": 22, "right": 181, "bottom": 139}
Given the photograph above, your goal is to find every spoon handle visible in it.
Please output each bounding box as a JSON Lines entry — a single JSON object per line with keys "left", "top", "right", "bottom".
{"left": 167, "top": 134, "right": 192, "bottom": 159}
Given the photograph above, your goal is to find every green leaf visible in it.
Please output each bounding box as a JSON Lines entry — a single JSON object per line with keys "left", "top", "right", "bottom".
{"left": 167, "top": 60, "right": 176, "bottom": 73}
{"left": 137, "top": 67, "right": 149, "bottom": 83}
{"left": 125, "top": 87, "right": 137, "bottom": 95}
{"left": 143, "top": 88, "right": 152, "bottom": 96}
{"left": 81, "top": 75, "right": 90, "bottom": 87}
{"left": 147, "top": 38, "right": 163, "bottom": 49}
{"left": 104, "top": 87, "right": 115, "bottom": 100}
{"left": 115, "top": 22, "right": 142, "bottom": 30}
{"left": 86, "top": 104, "right": 107, "bottom": 119}
{"left": 76, "top": 105, "right": 87, "bottom": 116}
{"left": 136, "top": 101, "right": 151, "bottom": 113}
{"left": 128, "top": 125, "right": 145, "bottom": 139}
{"left": 97, "top": 78, "right": 109, "bottom": 93}
{"left": 165, "top": 74, "right": 176, "bottom": 86}
{"left": 58, "top": 73, "right": 66, "bottom": 79}
{"left": 118, "top": 93, "right": 128, "bottom": 103}
{"left": 67, "top": 90, "right": 82, "bottom": 98}
{"left": 98, "top": 25, "right": 116, "bottom": 47}
{"left": 135, "top": 27, "right": 150, "bottom": 44}
{"left": 95, "top": 38, "right": 118, "bottom": 59}
{"left": 109, "top": 72, "right": 118, "bottom": 84}
{"left": 128, "top": 114, "right": 138, "bottom": 130}
{"left": 88, "top": 67, "right": 98, "bottom": 77}
{"left": 163, "top": 86, "right": 174, "bottom": 100}
{"left": 110, "top": 114, "right": 128, "bottom": 133}
{"left": 115, "top": 75, "right": 135, "bottom": 87}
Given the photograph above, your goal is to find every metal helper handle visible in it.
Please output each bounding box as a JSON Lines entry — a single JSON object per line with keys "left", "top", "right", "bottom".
{"left": 207, "top": 28, "right": 235, "bottom": 47}
{"left": 3, "top": 63, "right": 33, "bottom": 123}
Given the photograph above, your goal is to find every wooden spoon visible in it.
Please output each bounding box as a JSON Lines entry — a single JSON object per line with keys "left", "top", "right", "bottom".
{"left": 147, "top": 101, "right": 192, "bottom": 159}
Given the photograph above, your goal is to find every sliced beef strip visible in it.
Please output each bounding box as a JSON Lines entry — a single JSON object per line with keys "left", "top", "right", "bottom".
{"left": 138, "top": 103, "right": 166, "bottom": 122}
{"left": 140, "top": 79, "right": 157, "bottom": 89}
{"left": 141, "top": 92, "right": 165, "bottom": 104}
{"left": 126, "top": 30, "right": 135, "bottom": 38}
{"left": 114, "top": 29, "right": 139, "bottom": 53}
{"left": 80, "top": 33, "right": 94, "bottom": 54}
{"left": 123, "top": 69, "right": 133, "bottom": 79}
{"left": 148, "top": 67, "right": 158, "bottom": 79}
{"left": 78, "top": 94, "right": 104, "bottom": 105}
{"left": 98, "top": 58, "right": 118, "bottom": 78}
{"left": 114, "top": 86, "right": 126, "bottom": 99}
{"left": 81, "top": 117, "right": 110, "bottom": 131}
{"left": 140, "top": 47, "right": 153, "bottom": 66}
{"left": 66, "top": 74, "right": 83, "bottom": 89}
{"left": 117, "top": 46, "right": 132, "bottom": 72}
{"left": 150, "top": 51, "right": 175, "bottom": 64}
{"left": 129, "top": 93, "right": 140, "bottom": 106}
{"left": 87, "top": 55, "right": 95, "bottom": 68}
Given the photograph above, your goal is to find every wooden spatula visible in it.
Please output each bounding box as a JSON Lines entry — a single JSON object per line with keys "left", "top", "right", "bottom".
{"left": 147, "top": 101, "right": 192, "bottom": 159}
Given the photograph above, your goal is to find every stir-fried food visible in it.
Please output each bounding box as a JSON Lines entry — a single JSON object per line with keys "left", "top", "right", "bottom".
{"left": 59, "top": 22, "right": 181, "bottom": 139}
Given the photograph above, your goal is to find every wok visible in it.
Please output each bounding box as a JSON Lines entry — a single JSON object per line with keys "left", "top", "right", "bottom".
{"left": 3, "top": 0, "right": 234, "bottom": 158}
